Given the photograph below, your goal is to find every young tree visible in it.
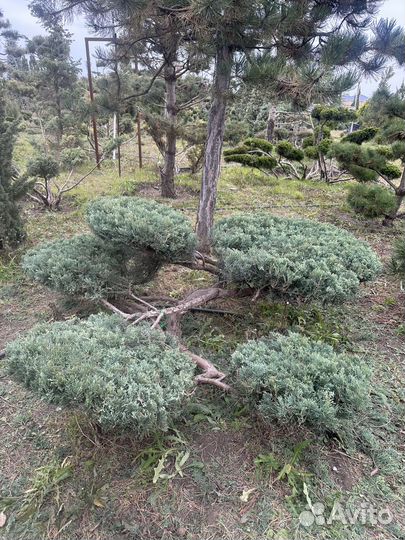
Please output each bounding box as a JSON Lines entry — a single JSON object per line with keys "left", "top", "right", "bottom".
{"left": 0, "top": 15, "right": 32, "bottom": 250}
{"left": 25, "top": 25, "right": 85, "bottom": 156}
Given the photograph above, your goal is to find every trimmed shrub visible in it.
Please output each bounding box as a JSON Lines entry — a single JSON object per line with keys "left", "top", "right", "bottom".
{"left": 231, "top": 332, "right": 372, "bottom": 434}
{"left": 391, "top": 238, "right": 405, "bottom": 276}
{"left": 27, "top": 155, "right": 60, "bottom": 181}
{"left": 224, "top": 153, "right": 277, "bottom": 170}
{"left": 304, "top": 145, "right": 319, "bottom": 160}
{"left": 347, "top": 183, "right": 397, "bottom": 218}
{"left": 276, "top": 140, "right": 304, "bottom": 162}
{"left": 346, "top": 164, "right": 379, "bottom": 183}
{"left": 22, "top": 235, "right": 127, "bottom": 299}
{"left": 302, "top": 136, "right": 315, "bottom": 148}
{"left": 342, "top": 127, "right": 378, "bottom": 145}
{"left": 244, "top": 137, "right": 273, "bottom": 153}
{"left": 213, "top": 213, "right": 381, "bottom": 303}
{"left": 87, "top": 197, "right": 196, "bottom": 262}
{"left": 379, "top": 162, "right": 402, "bottom": 180}
{"left": 22, "top": 234, "right": 161, "bottom": 298}
{"left": 5, "top": 314, "right": 194, "bottom": 435}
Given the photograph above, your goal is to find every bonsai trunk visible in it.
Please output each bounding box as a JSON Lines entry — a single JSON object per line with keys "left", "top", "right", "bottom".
{"left": 196, "top": 44, "right": 234, "bottom": 252}
{"left": 383, "top": 169, "right": 405, "bottom": 226}
{"left": 160, "top": 63, "right": 177, "bottom": 198}
{"left": 266, "top": 106, "right": 276, "bottom": 142}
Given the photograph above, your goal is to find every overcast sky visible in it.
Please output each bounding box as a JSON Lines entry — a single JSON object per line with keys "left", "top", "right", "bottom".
{"left": 2, "top": 0, "right": 405, "bottom": 96}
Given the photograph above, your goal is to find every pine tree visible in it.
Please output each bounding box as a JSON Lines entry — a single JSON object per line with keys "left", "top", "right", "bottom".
{"left": 331, "top": 87, "right": 405, "bottom": 225}
{"left": 0, "top": 82, "right": 25, "bottom": 250}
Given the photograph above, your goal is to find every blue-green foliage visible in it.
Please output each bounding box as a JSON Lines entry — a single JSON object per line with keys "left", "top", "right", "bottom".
{"left": 231, "top": 332, "right": 372, "bottom": 434}
{"left": 22, "top": 235, "right": 126, "bottom": 299}
{"left": 5, "top": 314, "right": 194, "bottom": 435}
{"left": 23, "top": 198, "right": 196, "bottom": 298}
{"left": 87, "top": 197, "right": 196, "bottom": 262}
{"left": 213, "top": 214, "right": 381, "bottom": 303}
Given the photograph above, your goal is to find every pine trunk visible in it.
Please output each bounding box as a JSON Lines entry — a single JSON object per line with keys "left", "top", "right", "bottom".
{"left": 383, "top": 168, "right": 405, "bottom": 226}
{"left": 196, "top": 45, "right": 233, "bottom": 252}
{"left": 160, "top": 63, "right": 177, "bottom": 199}
{"left": 266, "top": 106, "right": 276, "bottom": 142}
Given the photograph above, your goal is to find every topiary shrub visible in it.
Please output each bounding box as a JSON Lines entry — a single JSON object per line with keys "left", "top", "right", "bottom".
{"left": 224, "top": 138, "right": 307, "bottom": 178}
{"left": 231, "top": 332, "right": 372, "bottom": 435}
{"left": 26, "top": 155, "right": 60, "bottom": 181}
{"left": 342, "top": 127, "right": 378, "bottom": 145}
{"left": 391, "top": 238, "right": 405, "bottom": 276}
{"left": 276, "top": 140, "right": 304, "bottom": 162}
{"left": 213, "top": 213, "right": 381, "bottom": 303}
{"left": 87, "top": 197, "right": 196, "bottom": 262}
{"left": 347, "top": 183, "right": 397, "bottom": 218}
{"left": 5, "top": 314, "right": 194, "bottom": 435}
{"left": 22, "top": 235, "right": 128, "bottom": 299}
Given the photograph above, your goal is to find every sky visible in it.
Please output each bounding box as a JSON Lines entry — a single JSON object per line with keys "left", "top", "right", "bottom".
{"left": 2, "top": 0, "right": 405, "bottom": 96}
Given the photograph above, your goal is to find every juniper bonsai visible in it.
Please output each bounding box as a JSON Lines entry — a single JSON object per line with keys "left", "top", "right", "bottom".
{"left": 15, "top": 196, "right": 381, "bottom": 398}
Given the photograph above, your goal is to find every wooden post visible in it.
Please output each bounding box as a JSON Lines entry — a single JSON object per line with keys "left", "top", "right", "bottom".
{"left": 137, "top": 112, "right": 143, "bottom": 168}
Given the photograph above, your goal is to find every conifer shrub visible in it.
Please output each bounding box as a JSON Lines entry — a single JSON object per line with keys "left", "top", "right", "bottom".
{"left": 5, "top": 314, "right": 194, "bottom": 435}
{"left": 26, "top": 155, "right": 60, "bottom": 181}
{"left": 391, "top": 238, "right": 405, "bottom": 276}
{"left": 276, "top": 140, "right": 304, "bottom": 161}
{"left": 22, "top": 235, "right": 127, "bottom": 299}
{"left": 213, "top": 214, "right": 381, "bottom": 303}
{"left": 347, "top": 184, "right": 397, "bottom": 218}
{"left": 244, "top": 137, "right": 274, "bottom": 153}
{"left": 231, "top": 332, "right": 372, "bottom": 434}
{"left": 342, "top": 127, "right": 378, "bottom": 145}
{"left": 87, "top": 197, "right": 196, "bottom": 262}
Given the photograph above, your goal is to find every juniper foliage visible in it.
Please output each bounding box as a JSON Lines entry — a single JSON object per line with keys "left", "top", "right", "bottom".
{"left": 22, "top": 235, "right": 128, "bottom": 299}
{"left": 213, "top": 213, "right": 381, "bottom": 303}
{"left": 87, "top": 197, "right": 197, "bottom": 262}
{"left": 231, "top": 332, "right": 372, "bottom": 435}
{"left": 5, "top": 314, "right": 194, "bottom": 435}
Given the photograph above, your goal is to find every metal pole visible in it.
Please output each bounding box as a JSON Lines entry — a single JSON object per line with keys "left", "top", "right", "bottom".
{"left": 137, "top": 112, "right": 143, "bottom": 168}
{"left": 113, "top": 32, "right": 122, "bottom": 177}
{"left": 85, "top": 38, "right": 101, "bottom": 168}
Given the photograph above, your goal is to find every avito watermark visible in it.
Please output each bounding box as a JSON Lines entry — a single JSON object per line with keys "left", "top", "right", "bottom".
{"left": 299, "top": 501, "right": 393, "bottom": 528}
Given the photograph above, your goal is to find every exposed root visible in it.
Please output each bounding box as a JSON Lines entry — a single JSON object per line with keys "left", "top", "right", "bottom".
{"left": 180, "top": 346, "right": 231, "bottom": 391}
{"left": 101, "top": 286, "right": 250, "bottom": 391}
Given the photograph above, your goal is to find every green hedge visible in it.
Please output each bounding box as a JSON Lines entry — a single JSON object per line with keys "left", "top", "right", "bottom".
{"left": 231, "top": 332, "right": 371, "bottom": 434}
{"left": 213, "top": 213, "right": 381, "bottom": 303}
{"left": 5, "top": 314, "right": 194, "bottom": 435}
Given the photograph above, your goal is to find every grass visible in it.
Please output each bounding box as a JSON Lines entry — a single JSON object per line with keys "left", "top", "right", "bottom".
{"left": 0, "top": 143, "right": 404, "bottom": 539}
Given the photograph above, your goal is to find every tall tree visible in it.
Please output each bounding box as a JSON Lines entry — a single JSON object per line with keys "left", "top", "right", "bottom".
{"left": 25, "top": 25, "right": 84, "bottom": 156}
{"left": 188, "top": 3, "right": 405, "bottom": 250}
{"left": 0, "top": 12, "right": 32, "bottom": 250}
{"left": 32, "top": 0, "right": 206, "bottom": 198}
